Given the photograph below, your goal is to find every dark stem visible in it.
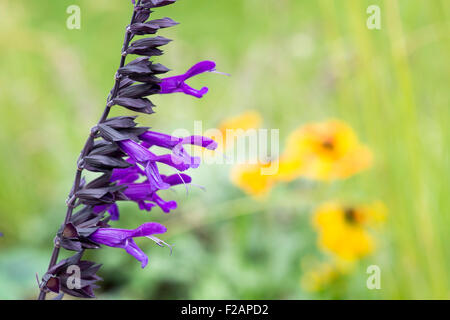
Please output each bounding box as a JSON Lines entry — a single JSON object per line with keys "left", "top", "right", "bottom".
{"left": 38, "top": 2, "right": 140, "bottom": 300}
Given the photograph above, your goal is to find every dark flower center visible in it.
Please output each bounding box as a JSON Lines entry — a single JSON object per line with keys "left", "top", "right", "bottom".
{"left": 62, "top": 223, "right": 79, "bottom": 238}
{"left": 46, "top": 276, "right": 60, "bottom": 293}
{"left": 344, "top": 207, "right": 357, "bottom": 224}
{"left": 322, "top": 140, "right": 334, "bottom": 150}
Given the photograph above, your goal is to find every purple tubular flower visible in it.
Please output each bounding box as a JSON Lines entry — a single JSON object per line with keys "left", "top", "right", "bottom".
{"left": 159, "top": 61, "right": 217, "bottom": 98}
{"left": 138, "top": 201, "right": 156, "bottom": 211}
{"left": 140, "top": 131, "right": 218, "bottom": 150}
{"left": 117, "top": 138, "right": 196, "bottom": 172}
{"left": 117, "top": 139, "right": 170, "bottom": 190}
{"left": 110, "top": 164, "right": 141, "bottom": 184}
{"left": 145, "top": 161, "right": 170, "bottom": 190}
{"left": 109, "top": 172, "right": 191, "bottom": 214}
{"left": 93, "top": 203, "right": 120, "bottom": 221}
{"left": 140, "top": 131, "right": 217, "bottom": 169}
{"left": 89, "top": 222, "right": 168, "bottom": 268}
{"left": 162, "top": 173, "right": 192, "bottom": 185}
{"left": 154, "top": 154, "right": 192, "bottom": 171}
{"left": 110, "top": 130, "right": 217, "bottom": 214}
{"left": 122, "top": 182, "right": 176, "bottom": 213}
{"left": 117, "top": 139, "right": 156, "bottom": 163}
{"left": 150, "top": 193, "right": 177, "bottom": 213}
{"left": 123, "top": 182, "right": 158, "bottom": 201}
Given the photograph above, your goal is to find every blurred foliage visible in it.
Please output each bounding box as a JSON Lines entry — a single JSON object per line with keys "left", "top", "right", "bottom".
{"left": 0, "top": 0, "right": 449, "bottom": 299}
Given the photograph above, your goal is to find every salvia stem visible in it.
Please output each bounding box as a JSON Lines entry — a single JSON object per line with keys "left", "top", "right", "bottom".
{"left": 37, "top": 2, "right": 141, "bottom": 300}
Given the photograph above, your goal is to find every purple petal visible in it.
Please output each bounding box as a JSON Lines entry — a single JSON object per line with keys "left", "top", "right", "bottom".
{"left": 162, "top": 173, "right": 192, "bottom": 186}
{"left": 92, "top": 204, "right": 119, "bottom": 221}
{"left": 93, "top": 204, "right": 109, "bottom": 214}
{"left": 180, "top": 84, "right": 209, "bottom": 98}
{"left": 131, "top": 222, "right": 167, "bottom": 237}
{"left": 123, "top": 183, "right": 156, "bottom": 201}
{"left": 145, "top": 161, "right": 170, "bottom": 190}
{"left": 182, "top": 135, "right": 218, "bottom": 150}
{"left": 183, "top": 61, "right": 216, "bottom": 80}
{"left": 151, "top": 193, "right": 177, "bottom": 213}
{"left": 118, "top": 139, "right": 157, "bottom": 163}
{"left": 111, "top": 160, "right": 143, "bottom": 184}
{"left": 172, "top": 146, "right": 201, "bottom": 168}
{"left": 139, "top": 131, "right": 182, "bottom": 149}
{"left": 138, "top": 201, "right": 156, "bottom": 211}
{"left": 159, "top": 61, "right": 216, "bottom": 98}
{"left": 89, "top": 228, "right": 134, "bottom": 247}
{"left": 155, "top": 154, "right": 191, "bottom": 171}
{"left": 124, "top": 239, "right": 148, "bottom": 268}
{"left": 89, "top": 222, "right": 166, "bottom": 248}
{"left": 108, "top": 203, "right": 120, "bottom": 221}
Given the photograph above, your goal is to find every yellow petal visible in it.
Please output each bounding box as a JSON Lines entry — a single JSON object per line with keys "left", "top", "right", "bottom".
{"left": 230, "top": 162, "right": 275, "bottom": 197}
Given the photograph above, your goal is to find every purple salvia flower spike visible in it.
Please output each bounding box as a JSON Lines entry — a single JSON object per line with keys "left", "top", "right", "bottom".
{"left": 39, "top": 0, "right": 221, "bottom": 300}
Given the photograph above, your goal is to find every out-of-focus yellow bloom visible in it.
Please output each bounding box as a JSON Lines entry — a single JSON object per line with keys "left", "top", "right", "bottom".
{"left": 200, "top": 111, "right": 263, "bottom": 161}
{"left": 280, "top": 119, "right": 373, "bottom": 181}
{"left": 230, "top": 119, "right": 373, "bottom": 197}
{"left": 230, "top": 162, "right": 275, "bottom": 197}
{"left": 300, "top": 259, "right": 351, "bottom": 292}
{"left": 218, "top": 110, "right": 263, "bottom": 136}
{"left": 276, "top": 157, "right": 305, "bottom": 182}
{"left": 216, "top": 110, "right": 263, "bottom": 149}
{"left": 313, "top": 201, "right": 387, "bottom": 261}
{"left": 301, "top": 262, "right": 338, "bottom": 292}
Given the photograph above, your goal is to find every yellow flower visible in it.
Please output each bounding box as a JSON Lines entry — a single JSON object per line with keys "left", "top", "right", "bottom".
{"left": 301, "top": 262, "right": 338, "bottom": 292}
{"left": 229, "top": 119, "right": 373, "bottom": 196}
{"left": 230, "top": 162, "right": 275, "bottom": 197}
{"left": 280, "top": 119, "right": 373, "bottom": 181}
{"left": 218, "top": 110, "right": 263, "bottom": 136}
{"left": 312, "top": 201, "right": 387, "bottom": 261}
{"left": 300, "top": 259, "right": 351, "bottom": 292}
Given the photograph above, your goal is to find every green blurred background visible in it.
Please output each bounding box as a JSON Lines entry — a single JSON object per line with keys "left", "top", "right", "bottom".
{"left": 0, "top": 0, "right": 449, "bottom": 299}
